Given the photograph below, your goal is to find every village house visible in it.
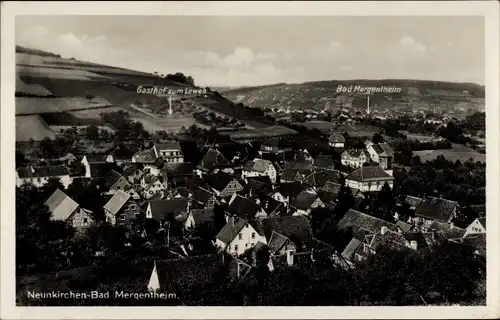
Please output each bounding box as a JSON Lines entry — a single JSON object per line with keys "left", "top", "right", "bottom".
{"left": 192, "top": 186, "right": 217, "bottom": 209}
{"left": 328, "top": 133, "right": 345, "bottom": 148}
{"left": 405, "top": 195, "right": 423, "bottom": 211}
{"left": 366, "top": 142, "right": 395, "bottom": 170}
{"left": 45, "top": 189, "right": 93, "bottom": 229}
{"left": 228, "top": 193, "right": 268, "bottom": 221}
{"left": 353, "top": 227, "right": 408, "bottom": 262}
{"left": 412, "top": 196, "right": 459, "bottom": 229}
{"left": 345, "top": 166, "right": 394, "bottom": 192}
{"left": 262, "top": 215, "right": 313, "bottom": 253}
{"left": 141, "top": 175, "right": 168, "bottom": 200}
{"left": 145, "top": 198, "right": 190, "bottom": 226}
{"left": 341, "top": 149, "right": 368, "bottom": 168}
{"left": 196, "top": 148, "right": 233, "bottom": 176}
{"left": 143, "top": 158, "right": 166, "bottom": 176}
{"left": 272, "top": 182, "right": 305, "bottom": 205}
{"left": 241, "top": 158, "right": 277, "bottom": 184}
{"left": 184, "top": 208, "right": 215, "bottom": 230}
{"left": 303, "top": 169, "right": 343, "bottom": 189}
{"left": 121, "top": 163, "right": 144, "bottom": 185}
{"left": 279, "top": 168, "right": 304, "bottom": 183}
{"left": 131, "top": 148, "right": 157, "bottom": 164}
{"left": 153, "top": 141, "right": 184, "bottom": 163}
{"left": 16, "top": 165, "right": 73, "bottom": 188}
{"left": 215, "top": 216, "right": 267, "bottom": 256}
{"left": 162, "top": 162, "right": 194, "bottom": 186}
{"left": 100, "top": 170, "right": 140, "bottom": 199}
{"left": 267, "top": 231, "right": 297, "bottom": 255}
{"left": 260, "top": 137, "right": 291, "bottom": 154}
{"left": 290, "top": 191, "right": 325, "bottom": 216}
{"left": 103, "top": 190, "right": 141, "bottom": 228}
{"left": 337, "top": 209, "right": 398, "bottom": 265}
{"left": 464, "top": 217, "right": 486, "bottom": 237}
{"left": 147, "top": 254, "right": 222, "bottom": 293}
{"left": 313, "top": 154, "right": 335, "bottom": 171}
{"left": 205, "top": 172, "right": 244, "bottom": 199}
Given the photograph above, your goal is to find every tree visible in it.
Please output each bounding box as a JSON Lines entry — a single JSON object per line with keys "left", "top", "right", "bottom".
{"left": 85, "top": 94, "right": 95, "bottom": 101}
{"left": 371, "top": 182, "right": 396, "bottom": 222}
{"left": 86, "top": 125, "right": 100, "bottom": 140}
{"left": 40, "top": 177, "right": 66, "bottom": 199}
{"left": 335, "top": 185, "right": 355, "bottom": 221}
{"left": 372, "top": 133, "right": 384, "bottom": 144}
{"left": 38, "top": 137, "right": 55, "bottom": 159}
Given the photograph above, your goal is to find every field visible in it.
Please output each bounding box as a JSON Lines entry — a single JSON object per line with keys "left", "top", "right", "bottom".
{"left": 16, "top": 97, "right": 112, "bottom": 115}
{"left": 17, "top": 66, "right": 110, "bottom": 81}
{"left": 39, "top": 113, "right": 103, "bottom": 126}
{"left": 70, "top": 107, "right": 127, "bottom": 119}
{"left": 16, "top": 74, "right": 52, "bottom": 96}
{"left": 128, "top": 112, "right": 197, "bottom": 133}
{"left": 412, "top": 149, "right": 485, "bottom": 163}
{"left": 400, "top": 131, "right": 440, "bottom": 142}
{"left": 294, "top": 121, "right": 334, "bottom": 132}
{"left": 223, "top": 125, "right": 297, "bottom": 141}
{"left": 16, "top": 115, "right": 56, "bottom": 142}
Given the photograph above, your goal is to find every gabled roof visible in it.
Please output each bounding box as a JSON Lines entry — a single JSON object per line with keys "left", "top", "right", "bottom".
{"left": 328, "top": 133, "right": 345, "bottom": 143}
{"left": 258, "top": 195, "right": 284, "bottom": 215}
{"left": 343, "top": 149, "right": 366, "bottom": 158}
{"left": 83, "top": 154, "right": 111, "bottom": 163}
{"left": 396, "top": 220, "right": 413, "bottom": 233}
{"left": 197, "top": 148, "right": 230, "bottom": 172}
{"left": 337, "top": 209, "right": 397, "bottom": 239}
{"left": 284, "top": 160, "right": 314, "bottom": 174}
{"left": 345, "top": 166, "right": 394, "bottom": 182}
{"left": 103, "top": 190, "right": 131, "bottom": 215}
{"left": 148, "top": 198, "right": 189, "bottom": 221}
{"left": 89, "top": 163, "right": 120, "bottom": 178}
{"left": 243, "top": 159, "right": 273, "bottom": 173}
{"left": 163, "top": 162, "right": 194, "bottom": 177}
{"left": 280, "top": 169, "right": 302, "bottom": 182}
{"left": 192, "top": 186, "right": 215, "bottom": 206}
{"left": 428, "top": 220, "right": 466, "bottom": 239}
{"left": 228, "top": 194, "right": 263, "bottom": 220}
{"left": 245, "top": 176, "right": 272, "bottom": 192}
{"left": 17, "top": 165, "right": 69, "bottom": 178}
{"left": 290, "top": 191, "right": 319, "bottom": 211}
{"left": 477, "top": 217, "right": 486, "bottom": 230}
{"left": 190, "top": 208, "right": 214, "bottom": 226}
{"left": 313, "top": 155, "right": 335, "bottom": 169}
{"left": 321, "top": 181, "right": 342, "bottom": 195}
{"left": 132, "top": 148, "right": 156, "bottom": 163}
{"left": 268, "top": 231, "right": 292, "bottom": 253}
{"left": 122, "top": 164, "right": 143, "bottom": 177}
{"left": 45, "top": 189, "right": 79, "bottom": 221}
{"left": 154, "top": 140, "right": 181, "bottom": 151}
{"left": 317, "top": 189, "right": 338, "bottom": 205}
{"left": 152, "top": 254, "right": 221, "bottom": 293}
{"left": 262, "top": 215, "right": 312, "bottom": 245}
{"left": 373, "top": 142, "right": 394, "bottom": 157}
{"left": 275, "top": 182, "right": 304, "bottom": 199}
{"left": 303, "top": 169, "right": 342, "bottom": 188}
{"left": 216, "top": 216, "right": 248, "bottom": 244}
{"left": 228, "top": 258, "right": 252, "bottom": 281}
{"left": 341, "top": 238, "right": 362, "bottom": 261}
{"left": 414, "top": 196, "right": 458, "bottom": 223}
{"left": 404, "top": 232, "right": 429, "bottom": 249}
{"left": 102, "top": 170, "right": 122, "bottom": 189}
{"left": 405, "top": 195, "right": 423, "bottom": 209}
{"left": 205, "top": 172, "right": 238, "bottom": 192}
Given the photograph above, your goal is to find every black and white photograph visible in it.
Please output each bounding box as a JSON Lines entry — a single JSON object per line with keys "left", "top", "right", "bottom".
{"left": 1, "top": 1, "right": 499, "bottom": 319}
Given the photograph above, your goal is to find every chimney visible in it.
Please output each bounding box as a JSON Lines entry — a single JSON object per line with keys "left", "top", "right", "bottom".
{"left": 286, "top": 249, "right": 294, "bottom": 267}
{"left": 431, "top": 230, "right": 437, "bottom": 241}
{"left": 381, "top": 226, "right": 388, "bottom": 235}
{"left": 410, "top": 240, "right": 418, "bottom": 250}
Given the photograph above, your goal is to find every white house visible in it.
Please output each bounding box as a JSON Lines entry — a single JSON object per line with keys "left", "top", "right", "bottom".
{"left": 464, "top": 217, "right": 486, "bottom": 237}
{"left": 153, "top": 141, "right": 184, "bottom": 163}
{"left": 345, "top": 166, "right": 394, "bottom": 192}
{"left": 241, "top": 159, "right": 277, "bottom": 184}
{"left": 328, "top": 133, "right": 345, "bottom": 148}
{"left": 16, "top": 165, "right": 73, "bottom": 188}
{"left": 366, "top": 142, "right": 394, "bottom": 170}
{"left": 341, "top": 149, "right": 368, "bottom": 168}
{"left": 215, "top": 216, "right": 267, "bottom": 256}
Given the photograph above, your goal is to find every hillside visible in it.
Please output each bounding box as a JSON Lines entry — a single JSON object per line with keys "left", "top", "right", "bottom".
{"left": 221, "top": 79, "right": 485, "bottom": 113}
{"left": 15, "top": 46, "right": 273, "bottom": 142}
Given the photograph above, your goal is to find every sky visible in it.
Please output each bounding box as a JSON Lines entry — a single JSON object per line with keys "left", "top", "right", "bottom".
{"left": 16, "top": 16, "right": 485, "bottom": 87}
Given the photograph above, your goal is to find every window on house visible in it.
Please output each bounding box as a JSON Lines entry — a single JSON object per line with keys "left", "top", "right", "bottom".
{"left": 251, "top": 232, "right": 255, "bottom": 239}
{"left": 234, "top": 245, "right": 239, "bottom": 252}
{"left": 119, "top": 215, "right": 126, "bottom": 221}
{"left": 83, "top": 218, "right": 88, "bottom": 224}
{"left": 245, "top": 243, "right": 248, "bottom": 248}
{"left": 238, "top": 233, "right": 242, "bottom": 240}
